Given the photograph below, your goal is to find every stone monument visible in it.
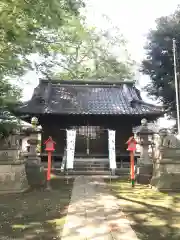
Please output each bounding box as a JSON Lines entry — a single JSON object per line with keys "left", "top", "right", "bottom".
{"left": 0, "top": 128, "right": 28, "bottom": 193}
{"left": 151, "top": 129, "right": 180, "bottom": 191}
{"left": 135, "top": 118, "right": 154, "bottom": 184}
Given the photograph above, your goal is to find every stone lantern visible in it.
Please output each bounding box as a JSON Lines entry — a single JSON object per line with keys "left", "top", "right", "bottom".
{"left": 135, "top": 118, "right": 154, "bottom": 184}
{"left": 26, "top": 117, "right": 40, "bottom": 158}
{"left": 136, "top": 118, "right": 154, "bottom": 164}
{"left": 25, "top": 117, "right": 46, "bottom": 189}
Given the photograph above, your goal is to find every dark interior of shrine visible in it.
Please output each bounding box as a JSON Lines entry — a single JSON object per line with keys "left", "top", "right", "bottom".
{"left": 39, "top": 114, "right": 142, "bottom": 164}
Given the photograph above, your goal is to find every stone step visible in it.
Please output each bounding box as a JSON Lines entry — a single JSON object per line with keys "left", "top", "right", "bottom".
{"left": 73, "top": 167, "right": 109, "bottom": 171}
{"left": 74, "top": 158, "right": 109, "bottom": 162}
{"left": 69, "top": 169, "right": 110, "bottom": 173}
{"left": 73, "top": 158, "right": 110, "bottom": 172}
{"left": 73, "top": 162, "right": 109, "bottom": 166}
{"left": 73, "top": 165, "right": 109, "bottom": 171}
{"left": 74, "top": 164, "right": 109, "bottom": 167}
{"left": 52, "top": 169, "right": 111, "bottom": 175}
{"left": 50, "top": 168, "right": 129, "bottom": 176}
{"left": 43, "top": 165, "right": 110, "bottom": 171}
{"left": 47, "top": 175, "right": 123, "bottom": 179}
{"left": 43, "top": 165, "right": 130, "bottom": 174}
{"left": 74, "top": 161, "right": 109, "bottom": 164}
{"left": 42, "top": 162, "right": 130, "bottom": 169}
{"left": 43, "top": 157, "right": 130, "bottom": 176}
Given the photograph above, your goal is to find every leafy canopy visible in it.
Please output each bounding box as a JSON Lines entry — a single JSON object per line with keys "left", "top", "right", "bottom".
{"left": 0, "top": 0, "right": 84, "bottom": 78}
{"left": 0, "top": 0, "right": 84, "bottom": 136}
{"left": 36, "top": 17, "right": 134, "bottom": 81}
{"left": 0, "top": 0, "right": 134, "bottom": 138}
{"left": 142, "top": 6, "right": 180, "bottom": 117}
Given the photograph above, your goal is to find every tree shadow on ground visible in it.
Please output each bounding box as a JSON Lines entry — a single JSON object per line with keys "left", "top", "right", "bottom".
{"left": 0, "top": 178, "right": 73, "bottom": 240}
{"left": 108, "top": 179, "right": 180, "bottom": 240}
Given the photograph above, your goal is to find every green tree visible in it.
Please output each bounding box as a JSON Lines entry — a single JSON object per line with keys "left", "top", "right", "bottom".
{"left": 142, "top": 6, "right": 180, "bottom": 117}
{"left": 0, "top": 0, "right": 84, "bottom": 78}
{"left": 0, "top": 79, "right": 21, "bottom": 137}
{"left": 0, "top": 0, "right": 84, "bottom": 137}
{"left": 36, "top": 19, "right": 134, "bottom": 80}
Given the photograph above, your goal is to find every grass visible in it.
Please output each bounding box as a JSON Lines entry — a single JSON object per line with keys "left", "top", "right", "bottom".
{"left": 0, "top": 177, "right": 73, "bottom": 240}
{"left": 107, "top": 179, "right": 180, "bottom": 240}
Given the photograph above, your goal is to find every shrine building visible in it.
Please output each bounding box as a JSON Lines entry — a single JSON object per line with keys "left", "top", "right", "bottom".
{"left": 14, "top": 79, "right": 164, "bottom": 168}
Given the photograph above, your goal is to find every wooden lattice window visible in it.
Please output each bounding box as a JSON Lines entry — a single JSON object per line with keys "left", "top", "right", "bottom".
{"left": 75, "top": 126, "right": 101, "bottom": 139}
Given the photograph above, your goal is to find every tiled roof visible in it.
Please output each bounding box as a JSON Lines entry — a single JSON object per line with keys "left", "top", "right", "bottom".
{"left": 15, "top": 80, "right": 164, "bottom": 116}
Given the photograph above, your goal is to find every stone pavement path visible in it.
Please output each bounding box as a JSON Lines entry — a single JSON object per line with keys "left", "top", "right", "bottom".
{"left": 61, "top": 176, "right": 138, "bottom": 240}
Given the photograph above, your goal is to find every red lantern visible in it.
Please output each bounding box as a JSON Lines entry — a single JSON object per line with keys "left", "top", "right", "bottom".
{"left": 126, "top": 136, "right": 137, "bottom": 151}
{"left": 44, "top": 136, "right": 56, "bottom": 186}
{"left": 44, "top": 136, "right": 56, "bottom": 152}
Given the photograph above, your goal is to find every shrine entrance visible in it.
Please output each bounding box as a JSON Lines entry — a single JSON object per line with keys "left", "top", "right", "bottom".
{"left": 74, "top": 126, "right": 108, "bottom": 157}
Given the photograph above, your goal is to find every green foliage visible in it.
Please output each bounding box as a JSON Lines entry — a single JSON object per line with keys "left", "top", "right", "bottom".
{"left": 0, "top": 0, "right": 84, "bottom": 136}
{"left": 0, "top": 0, "right": 84, "bottom": 78}
{"left": 142, "top": 6, "right": 180, "bottom": 116}
{"left": 36, "top": 18, "right": 134, "bottom": 81}
{"left": 0, "top": 79, "right": 21, "bottom": 109}
{"left": 0, "top": 120, "right": 19, "bottom": 138}
{"left": 0, "top": 79, "right": 21, "bottom": 137}
{"left": 0, "top": 0, "right": 133, "bottom": 139}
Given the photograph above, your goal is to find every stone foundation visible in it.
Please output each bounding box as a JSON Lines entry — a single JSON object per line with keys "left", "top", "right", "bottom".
{"left": 25, "top": 157, "right": 46, "bottom": 188}
{"left": 151, "top": 159, "right": 180, "bottom": 191}
{"left": 136, "top": 161, "right": 153, "bottom": 184}
{"left": 160, "top": 148, "right": 180, "bottom": 159}
{"left": 0, "top": 161, "right": 28, "bottom": 192}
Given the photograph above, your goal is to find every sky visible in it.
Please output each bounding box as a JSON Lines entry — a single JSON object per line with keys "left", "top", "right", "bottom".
{"left": 85, "top": 0, "right": 179, "bottom": 62}
{"left": 22, "top": 0, "right": 180, "bottom": 127}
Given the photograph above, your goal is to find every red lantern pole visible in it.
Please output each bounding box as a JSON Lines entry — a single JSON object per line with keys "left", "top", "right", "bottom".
{"left": 130, "top": 150, "right": 135, "bottom": 187}
{"left": 44, "top": 136, "right": 56, "bottom": 190}
{"left": 47, "top": 151, "right": 52, "bottom": 181}
{"left": 126, "top": 136, "right": 136, "bottom": 188}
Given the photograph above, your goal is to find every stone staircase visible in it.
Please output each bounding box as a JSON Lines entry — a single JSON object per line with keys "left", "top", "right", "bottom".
{"left": 43, "top": 158, "right": 130, "bottom": 176}
{"left": 70, "top": 158, "right": 110, "bottom": 175}
{"left": 48, "top": 158, "right": 110, "bottom": 176}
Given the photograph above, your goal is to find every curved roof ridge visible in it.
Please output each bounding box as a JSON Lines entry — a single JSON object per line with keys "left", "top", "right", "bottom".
{"left": 39, "top": 78, "right": 135, "bottom": 86}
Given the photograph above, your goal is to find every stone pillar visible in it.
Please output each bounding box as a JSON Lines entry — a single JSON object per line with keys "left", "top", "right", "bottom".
{"left": 135, "top": 118, "right": 154, "bottom": 184}
{"left": 25, "top": 117, "right": 46, "bottom": 189}
{"left": 26, "top": 118, "right": 41, "bottom": 163}
{"left": 26, "top": 130, "right": 40, "bottom": 163}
